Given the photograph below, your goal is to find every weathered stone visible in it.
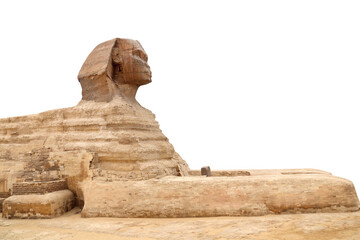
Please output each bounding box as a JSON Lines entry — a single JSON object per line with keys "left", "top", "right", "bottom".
{"left": 0, "top": 38, "right": 189, "bottom": 206}
{"left": 81, "top": 172, "right": 359, "bottom": 218}
{"left": 201, "top": 166, "right": 211, "bottom": 177}
{"left": 78, "top": 38, "right": 151, "bottom": 102}
{"left": 0, "top": 193, "right": 10, "bottom": 198}
{"left": 190, "top": 170, "right": 251, "bottom": 176}
{"left": 0, "top": 38, "right": 358, "bottom": 219}
{"left": 12, "top": 180, "right": 67, "bottom": 195}
{"left": 3, "top": 210, "right": 360, "bottom": 239}
{"left": 1, "top": 209, "right": 360, "bottom": 239}
{"left": 0, "top": 198, "right": 5, "bottom": 212}
{"left": 2, "top": 190, "right": 74, "bottom": 219}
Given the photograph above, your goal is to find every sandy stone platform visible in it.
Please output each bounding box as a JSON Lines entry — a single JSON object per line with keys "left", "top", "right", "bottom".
{"left": 2, "top": 190, "right": 74, "bottom": 219}
{"left": 82, "top": 173, "right": 359, "bottom": 218}
{"left": 1, "top": 207, "right": 360, "bottom": 240}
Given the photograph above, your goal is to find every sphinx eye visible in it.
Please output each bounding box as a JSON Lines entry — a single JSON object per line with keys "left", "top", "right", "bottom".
{"left": 132, "top": 49, "right": 147, "bottom": 61}
{"left": 133, "top": 49, "right": 141, "bottom": 57}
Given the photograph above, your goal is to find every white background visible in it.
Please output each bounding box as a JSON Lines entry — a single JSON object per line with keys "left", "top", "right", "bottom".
{"left": 1, "top": 1, "right": 359, "bottom": 194}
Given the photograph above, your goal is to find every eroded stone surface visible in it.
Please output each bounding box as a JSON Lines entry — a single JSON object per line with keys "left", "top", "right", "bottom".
{"left": 0, "top": 38, "right": 358, "bottom": 219}
{"left": 1, "top": 208, "right": 360, "bottom": 240}
{"left": 12, "top": 180, "right": 67, "bottom": 195}
{"left": 78, "top": 38, "right": 151, "bottom": 102}
{"left": 2, "top": 190, "right": 74, "bottom": 219}
{"left": 0, "top": 39, "right": 189, "bottom": 207}
{"left": 0, "top": 198, "right": 5, "bottom": 212}
{"left": 82, "top": 174, "right": 359, "bottom": 218}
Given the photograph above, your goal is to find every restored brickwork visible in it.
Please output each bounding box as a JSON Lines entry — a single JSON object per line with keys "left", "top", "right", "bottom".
{"left": 0, "top": 192, "right": 10, "bottom": 198}
{"left": 12, "top": 180, "right": 67, "bottom": 195}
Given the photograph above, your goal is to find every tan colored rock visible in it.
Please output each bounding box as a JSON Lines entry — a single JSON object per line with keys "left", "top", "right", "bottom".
{"left": 0, "top": 198, "right": 5, "bottom": 212}
{"left": 0, "top": 38, "right": 358, "bottom": 219}
{"left": 0, "top": 38, "right": 188, "bottom": 209}
{"left": 2, "top": 190, "right": 74, "bottom": 219}
{"left": 12, "top": 180, "right": 67, "bottom": 195}
{"left": 78, "top": 38, "right": 151, "bottom": 102}
{"left": 0, "top": 100, "right": 188, "bottom": 182}
{"left": 2, "top": 209, "right": 360, "bottom": 239}
{"left": 82, "top": 173, "right": 359, "bottom": 218}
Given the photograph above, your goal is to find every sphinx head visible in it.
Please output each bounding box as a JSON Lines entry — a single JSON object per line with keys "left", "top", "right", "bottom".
{"left": 78, "top": 38, "right": 152, "bottom": 102}
{"left": 111, "top": 39, "right": 151, "bottom": 86}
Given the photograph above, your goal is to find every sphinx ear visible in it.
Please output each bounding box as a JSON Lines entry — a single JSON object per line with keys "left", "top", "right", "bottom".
{"left": 111, "top": 47, "right": 124, "bottom": 81}
{"left": 112, "top": 60, "right": 124, "bottom": 84}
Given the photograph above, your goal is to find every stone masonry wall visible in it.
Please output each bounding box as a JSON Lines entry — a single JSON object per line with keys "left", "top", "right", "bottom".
{"left": 12, "top": 180, "right": 67, "bottom": 195}
{"left": 0, "top": 192, "right": 10, "bottom": 198}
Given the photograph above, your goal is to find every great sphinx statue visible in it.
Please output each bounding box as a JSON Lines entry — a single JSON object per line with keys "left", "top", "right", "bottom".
{"left": 0, "top": 38, "right": 359, "bottom": 219}
{"left": 76, "top": 38, "right": 190, "bottom": 179}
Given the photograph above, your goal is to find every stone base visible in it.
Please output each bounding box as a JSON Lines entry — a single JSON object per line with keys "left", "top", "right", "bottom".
{"left": 82, "top": 172, "right": 359, "bottom": 218}
{"left": 2, "top": 190, "right": 74, "bottom": 219}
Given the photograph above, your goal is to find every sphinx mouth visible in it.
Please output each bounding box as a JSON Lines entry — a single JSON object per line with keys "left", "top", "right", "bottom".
{"left": 142, "top": 68, "right": 152, "bottom": 79}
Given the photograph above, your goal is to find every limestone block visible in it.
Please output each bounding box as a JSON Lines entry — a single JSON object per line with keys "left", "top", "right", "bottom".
{"left": 2, "top": 190, "right": 74, "bottom": 219}
{"left": 12, "top": 180, "right": 67, "bottom": 195}
{"left": 0, "top": 192, "right": 10, "bottom": 198}
{"left": 0, "top": 198, "right": 5, "bottom": 212}
{"left": 201, "top": 166, "right": 211, "bottom": 177}
{"left": 82, "top": 174, "right": 359, "bottom": 218}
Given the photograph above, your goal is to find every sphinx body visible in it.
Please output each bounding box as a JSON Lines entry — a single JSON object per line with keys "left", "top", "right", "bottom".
{"left": 0, "top": 38, "right": 359, "bottom": 218}
{"left": 0, "top": 39, "right": 189, "bottom": 215}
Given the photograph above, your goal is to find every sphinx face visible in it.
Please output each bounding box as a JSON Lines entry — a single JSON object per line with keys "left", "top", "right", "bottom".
{"left": 78, "top": 38, "right": 152, "bottom": 102}
{"left": 112, "top": 39, "right": 152, "bottom": 86}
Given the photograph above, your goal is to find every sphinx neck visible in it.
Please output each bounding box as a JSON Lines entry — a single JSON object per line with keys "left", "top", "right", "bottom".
{"left": 116, "top": 83, "right": 139, "bottom": 103}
